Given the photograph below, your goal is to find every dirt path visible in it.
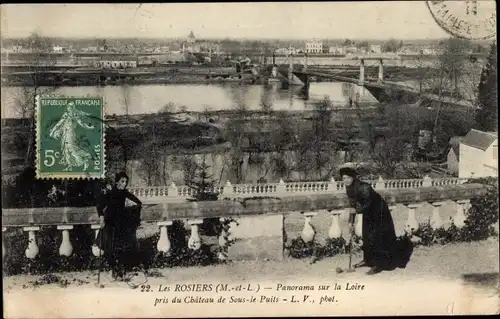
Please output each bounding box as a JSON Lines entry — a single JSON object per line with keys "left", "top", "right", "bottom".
{"left": 3, "top": 238, "right": 499, "bottom": 317}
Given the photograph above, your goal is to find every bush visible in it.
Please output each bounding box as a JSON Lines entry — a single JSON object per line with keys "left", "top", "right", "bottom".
{"left": 462, "top": 177, "right": 499, "bottom": 241}
{"left": 285, "top": 237, "right": 323, "bottom": 259}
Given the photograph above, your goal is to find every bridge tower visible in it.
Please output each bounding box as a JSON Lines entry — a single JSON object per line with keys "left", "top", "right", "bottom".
{"left": 288, "top": 53, "right": 293, "bottom": 83}
{"left": 304, "top": 53, "right": 308, "bottom": 72}
{"left": 356, "top": 58, "right": 365, "bottom": 97}
{"left": 378, "top": 58, "right": 384, "bottom": 82}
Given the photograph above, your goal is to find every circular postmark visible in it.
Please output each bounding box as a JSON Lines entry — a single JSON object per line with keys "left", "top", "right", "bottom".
{"left": 426, "top": 1, "right": 496, "bottom": 40}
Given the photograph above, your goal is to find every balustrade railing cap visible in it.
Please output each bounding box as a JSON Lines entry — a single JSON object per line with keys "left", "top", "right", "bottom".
{"left": 431, "top": 201, "right": 447, "bottom": 206}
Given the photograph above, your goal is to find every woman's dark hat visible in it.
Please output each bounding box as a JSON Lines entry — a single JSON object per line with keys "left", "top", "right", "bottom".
{"left": 339, "top": 167, "right": 358, "bottom": 178}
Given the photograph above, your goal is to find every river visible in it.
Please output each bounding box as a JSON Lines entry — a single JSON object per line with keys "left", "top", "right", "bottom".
{"left": 1, "top": 81, "right": 380, "bottom": 118}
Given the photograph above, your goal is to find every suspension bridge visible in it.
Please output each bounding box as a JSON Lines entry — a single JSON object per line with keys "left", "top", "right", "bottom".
{"left": 275, "top": 56, "right": 476, "bottom": 109}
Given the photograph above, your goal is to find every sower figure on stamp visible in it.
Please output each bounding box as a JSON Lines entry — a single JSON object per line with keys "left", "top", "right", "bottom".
{"left": 96, "top": 172, "right": 142, "bottom": 280}
{"left": 341, "top": 168, "right": 412, "bottom": 275}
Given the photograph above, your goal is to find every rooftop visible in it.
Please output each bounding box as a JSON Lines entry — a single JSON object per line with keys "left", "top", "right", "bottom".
{"left": 460, "top": 129, "right": 498, "bottom": 151}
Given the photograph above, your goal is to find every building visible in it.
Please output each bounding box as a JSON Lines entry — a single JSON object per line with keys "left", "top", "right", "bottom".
{"left": 95, "top": 56, "right": 138, "bottom": 69}
{"left": 52, "top": 46, "right": 65, "bottom": 53}
{"left": 329, "top": 46, "right": 345, "bottom": 55}
{"left": 458, "top": 129, "right": 498, "bottom": 178}
{"left": 447, "top": 136, "right": 462, "bottom": 175}
{"left": 370, "top": 44, "right": 382, "bottom": 54}
{"left": 181, "top": 31, "right": 201, "bottom": 53}
{"left": 305, "top": 41, "right": 323, "bottom": 54}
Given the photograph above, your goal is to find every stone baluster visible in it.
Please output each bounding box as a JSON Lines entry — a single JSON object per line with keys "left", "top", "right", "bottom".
{"left": 91, "top": 225, "right": 104, "bottom": 257}
{"left": 430, "top": 201, "right": 445, "bottom": 230}
{"left": 328, "top": 209, "right": 343, "bottom": 239}
{"left": 405, "top": 203, "right": 420, "bottom": 235}
{"left": 2, "top": 227, "right": 6, "bottom": 259}
{"left": 454, "top": 199, "right": 469, "bottom": 229}
{"left": 57, "top": 225, "right": 74, "bottom": 257}
{"left": 157, "top": 221, "right": 173, "bottom": 254}
{"left": 354, "top": 212, "right": 363, "bottom": 237}
{"left": 301, "top": 212, "right": 317, "bottom": 243}
{"left": 188, "top": 219, "right": 204, "bottom": 250}
{"left": 24, "top": 226, "right": 40, "bottom": 259}
{"left": 375, "top": 176, "right": 385, "bottom": 190}
{"left": 167, "top": 182, "right": 178, "bottom": 199}
{"left": 223, "top": 181, "right": 234, "bottom": 198}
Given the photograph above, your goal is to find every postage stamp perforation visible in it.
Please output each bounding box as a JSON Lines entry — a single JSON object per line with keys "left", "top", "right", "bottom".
{"left": 35, "top": 94, "right": 106, "bottom": 180}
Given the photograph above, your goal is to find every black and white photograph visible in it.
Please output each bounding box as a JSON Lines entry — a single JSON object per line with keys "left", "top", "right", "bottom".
{"left": 1, "top": 2, "right": 498, "bottom": 317}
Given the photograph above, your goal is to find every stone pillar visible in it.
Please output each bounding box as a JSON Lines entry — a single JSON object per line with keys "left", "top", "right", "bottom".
{"left": 405, "top": 203, "right": 420, "bottom": 235}
{"left": 301, "top": 212, "right": 317, "bottom": 243}
{"left": 276, "top": 178, "right": 287, "bottom": 196}
{"left": 57, "top": 225, "right": 74, "bottom": 257}
{"left": 188, "top": 219, "right": 204, "bottom": 250}
{"left": 288, "top": 54, "right": 293, "bottom": 83}
{"left": 375, "top": 176, "right": 385, "bottom": 190}
{"left": 167, "top": 182, "right": 178, "bottom": 200}
{"left": 328, "top": 209, "right": 343, "bottom": 239}
{"left": 304, "top": 54, "right": 308, "bottom": 72}
{"left": 223, "top": 181, "right": 234, "bottom": 198}
{"left": 430, "top": 201, "right": 445, "bottom": 230}
{"left": 423, "top": 175, "right": 433, "bottom": 187}
{"left": 157, "top": 221, "right": 173, "bottom": 254}
{"left": 329, "top": 177, "right": 338, "bottom": 193}
{"left": 359, "top": 59, "right": 365, "bottom": 84}
{"left": 378, "top": 58, "right": 383, "bottom": 82}
{"left": 91, "top": 225, "right": 104, "bottom": 257}
{"left": 454, "top": 199, "right": 469, "bottom": 229}
{"left": 357, "top": 58, "right": 365, "bottom": 97}
{"left": 24, "top": 226, "right": 40, "bottom": 259}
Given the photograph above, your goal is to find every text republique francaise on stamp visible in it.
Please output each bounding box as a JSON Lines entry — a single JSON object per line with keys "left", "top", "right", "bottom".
{"left": 35, "top": 95, "right": 105, "bottom": 179}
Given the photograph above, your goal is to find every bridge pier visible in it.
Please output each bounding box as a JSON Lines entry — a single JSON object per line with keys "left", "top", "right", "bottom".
{"left": 378, "top": 58, "right": 384, "bottom": 82}
{"left": 288, "top": 53, "right": 293, "bottom": 84}
{"left": 356, "top": 58, "right": 365, "bottom": 98}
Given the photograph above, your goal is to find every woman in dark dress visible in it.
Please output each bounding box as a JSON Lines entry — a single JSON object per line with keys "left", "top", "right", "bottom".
{"left": 341, "top": 167, "right": 411, "bottom": 275}
{"left": 97, "top": 172, "right": 142, "bottom": 280}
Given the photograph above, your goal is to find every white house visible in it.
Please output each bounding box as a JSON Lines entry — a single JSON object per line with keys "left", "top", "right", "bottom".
{"left": 305, "top": 41, "right": 323, "bottom": 54}
{"left": 96, "top": 56, "right": 138, "bottom": 69}
{"left": 458, "top": 129, "right": 498, "bottom": 178}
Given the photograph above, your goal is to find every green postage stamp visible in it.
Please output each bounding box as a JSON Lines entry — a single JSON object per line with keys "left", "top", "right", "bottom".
{"left": 36, "top": 95, "right": 105, "bottom": 179}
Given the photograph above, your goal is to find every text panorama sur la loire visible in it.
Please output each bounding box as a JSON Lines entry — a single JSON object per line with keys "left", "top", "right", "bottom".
{"left": 139, "top": 283, "right": 366, "bottom": 307}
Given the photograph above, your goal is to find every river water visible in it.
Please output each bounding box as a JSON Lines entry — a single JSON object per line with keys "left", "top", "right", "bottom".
{"left": 1, "top": 81, "right": 380, "bottom": 118}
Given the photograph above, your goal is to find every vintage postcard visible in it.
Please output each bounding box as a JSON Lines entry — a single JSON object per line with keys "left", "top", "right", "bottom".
{"left": 1, "top": 2, "right": 498, "bottom": 318}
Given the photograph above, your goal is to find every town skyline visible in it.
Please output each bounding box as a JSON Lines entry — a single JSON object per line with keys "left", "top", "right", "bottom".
{"left": 2, "top": 2, "right": 453, "bottom": 40}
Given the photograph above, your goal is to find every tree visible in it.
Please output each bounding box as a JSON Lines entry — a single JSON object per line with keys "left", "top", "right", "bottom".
{"left": 186, "top": 154, "right": 218, "bottom": 201}
{"left": 356, "top": 41, "right": 370, "bottom": 51}
{"left": 436, "top": 38, "right": 473, "bottom": 99}
{"left": 382, "top": 39, "right": 403, "bottom": 53}
{"left": 343, "top": 39, "right": 354, "bottom": 47}
{"left": 475, "top": 42, "right": 498, "bottom": 132}
{"left": 11, "top": 33, "right": 57, "bottom": 166}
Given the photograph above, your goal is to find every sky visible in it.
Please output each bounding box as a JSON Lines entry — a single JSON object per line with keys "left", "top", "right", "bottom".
{"left": 1, "top": 2, "right": 453, "bottom": 40}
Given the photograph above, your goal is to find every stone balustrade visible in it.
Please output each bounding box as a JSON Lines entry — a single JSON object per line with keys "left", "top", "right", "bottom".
{"left": 2, "top": 182, "right": 487, "bottom": 262}
{"left": 128, "top": 176, "right": 469, "bottom": 203}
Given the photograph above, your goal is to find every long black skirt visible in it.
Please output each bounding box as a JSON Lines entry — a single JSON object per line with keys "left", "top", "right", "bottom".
{"left": 361, "top": 201, "right": 413, "bottom": 270}
{"left": 95, "top": 224, "right": 139, "bottom": 272}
